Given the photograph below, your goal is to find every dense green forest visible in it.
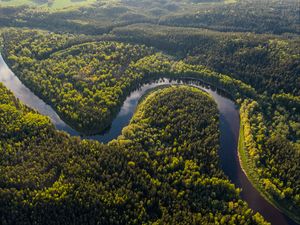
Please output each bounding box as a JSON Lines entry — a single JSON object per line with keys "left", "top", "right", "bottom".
{"left": 0, "top": 0, "right": 299, "bottom": 35}
{"left": 0, "top": 0, "right": 299, "bottom": 224}
{"left": 1, "top": 24, "right": 300, "bottom": 222}
{"left": 240, "top": 99, "right": 300, "bottom": 221}
{"left": 2, "top": 29, "right": 156, "bottom": 133}
{"left": 0, "top": 84, "right": 268, "bottom": 224}
{"left": 2, "top": 28, "right": 256, "bottom": 133}
{"left": 112, "top": 24, "right": 300, "bottom": 95}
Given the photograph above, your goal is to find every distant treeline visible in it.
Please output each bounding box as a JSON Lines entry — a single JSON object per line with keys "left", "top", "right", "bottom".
{"left": 0, "top": 0, "right": 299, "bottom": 35}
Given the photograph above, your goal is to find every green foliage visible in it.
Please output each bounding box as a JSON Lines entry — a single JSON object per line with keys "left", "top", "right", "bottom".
{"left": 240, "top": 99, "right": 300, "bottom": 219}
{"left": 0, "top": 1, "right": 299, "bottom": 222}
{"left": 113, "top": 86, "right": 222, "bottom": 178}
{"left": 0, "top": 0, "right": 299, "bottom": 35}
{"left": 0, "top": 84, "right": 268, "bottom": 224}
{"left": 160, "top": 0, "right": 300, "bottom": 35}
{"left": 2, "top": 29, "right": 156, "bottom": 133}
{"left": 2, "top": 29, "right": 258, "bottom": 133}
{"left": 113, "top": 23, "right": 300, "bottom": 96}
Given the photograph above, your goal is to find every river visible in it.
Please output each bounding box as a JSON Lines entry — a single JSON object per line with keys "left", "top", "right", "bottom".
{"left": 0, "top": 54, "right": 297, "bottom": 225}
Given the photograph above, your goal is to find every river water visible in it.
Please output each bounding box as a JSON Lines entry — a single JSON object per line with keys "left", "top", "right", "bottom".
{"left": 0, "top": 54, "right": 297, "bottom": 225}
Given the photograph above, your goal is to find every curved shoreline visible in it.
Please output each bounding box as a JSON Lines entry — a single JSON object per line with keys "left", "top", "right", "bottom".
{"left": 0, "top": 55, "right": 297, "bottom": 225}
{"left": 238, "top": 123, "right": 300, "bottom": 224}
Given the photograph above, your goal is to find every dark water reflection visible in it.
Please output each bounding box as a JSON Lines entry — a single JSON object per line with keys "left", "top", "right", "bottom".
{"left": 0, "top": 54, "right": 297, "bottom": 225}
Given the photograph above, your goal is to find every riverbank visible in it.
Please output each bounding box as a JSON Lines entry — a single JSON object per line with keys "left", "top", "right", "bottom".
{"left": 0, "top": 53, "right": 296, "bottom": 224}
{"left": 238, "top": 122, "right": 300, "bottom": 224}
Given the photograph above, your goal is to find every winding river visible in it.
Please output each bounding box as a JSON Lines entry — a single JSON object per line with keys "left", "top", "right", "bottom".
{"left": 0, "top": 54, "right": 297, "bottom": 225}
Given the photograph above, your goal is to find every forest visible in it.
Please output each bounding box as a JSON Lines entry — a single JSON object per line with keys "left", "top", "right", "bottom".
{"left": 0, "top": 0, "right": 299, "bottom": 35}
{"left": 2, "top": 28, "right": 257, "bottom": 133}
{"left": 0, "top": 84, "right": 268, "bottom": 224}
{"left": 0, "top": 0, "right": 299, "bottom": 224}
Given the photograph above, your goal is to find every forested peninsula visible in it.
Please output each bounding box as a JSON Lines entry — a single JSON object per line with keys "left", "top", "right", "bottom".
{"left": 0, "top": 0, "right": 299, "bottom": 224}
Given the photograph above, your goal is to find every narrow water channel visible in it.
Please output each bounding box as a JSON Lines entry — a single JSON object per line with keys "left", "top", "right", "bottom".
{"left": 0, "top": 54, "right": 297, "bottom": 225}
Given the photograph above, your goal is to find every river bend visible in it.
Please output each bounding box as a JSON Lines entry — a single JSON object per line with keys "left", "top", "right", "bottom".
{"left": 0, "top": 54, "right": 296, "bottom": 225}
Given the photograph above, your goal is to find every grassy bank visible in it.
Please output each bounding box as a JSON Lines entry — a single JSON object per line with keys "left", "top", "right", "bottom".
{"left": 238, "top": 122, "right": 300, "bottom": 224}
